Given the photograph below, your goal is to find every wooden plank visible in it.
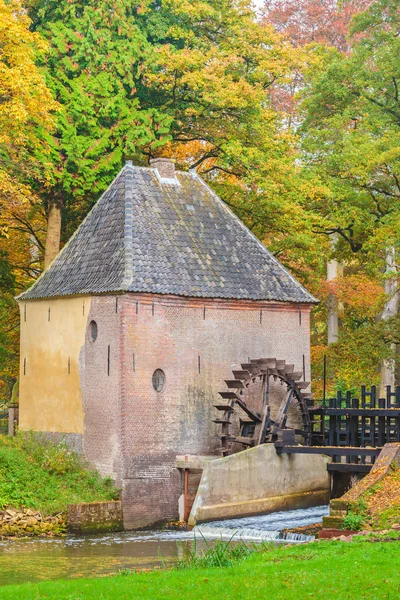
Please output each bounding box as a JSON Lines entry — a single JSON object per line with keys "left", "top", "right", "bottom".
{"left": 224, "top": 380, "right": 245, "bottom": 389}
{"left": 231, "top": 437, "right": 255, "bottom": 446}
{"left": 327, "top": 464, "right": 372, "bottom": 473}
{"left": 276, "top": 445, "right": 381, "bottom": 457}
{"left": 241, "top": 363, "right": 260, "bottom": 375}
{"left": 219, "top": 391, "right": 240, "bottom": 400}
{"left": 232, "top": 370, "right": 251, "bottom": 381}
{"left": 309, "top": 408, "right": 400, "bottom": 417}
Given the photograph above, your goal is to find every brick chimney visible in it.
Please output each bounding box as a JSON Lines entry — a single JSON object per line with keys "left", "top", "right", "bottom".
{"left": 150, "top": 158, "right": 177, "bottom": 181}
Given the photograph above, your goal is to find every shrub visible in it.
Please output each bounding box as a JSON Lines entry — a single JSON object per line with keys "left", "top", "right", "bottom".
{"left": 342, "top": 512, "right": 364, "bottom": 531}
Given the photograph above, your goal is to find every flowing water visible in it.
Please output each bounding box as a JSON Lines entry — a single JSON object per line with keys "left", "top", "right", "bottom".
{"left": 0, "top": 505, "right": 328, "bottom": 587}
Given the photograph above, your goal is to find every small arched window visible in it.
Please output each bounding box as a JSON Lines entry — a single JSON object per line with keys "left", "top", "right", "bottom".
{"left": 89, "top": 320, "right": 98, "bottom": 342}
{"left": 152, "top": 369, "right": 165, "bottom": 392}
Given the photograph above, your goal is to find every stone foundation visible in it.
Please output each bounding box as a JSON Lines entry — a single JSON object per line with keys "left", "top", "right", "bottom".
{"left": 67, "top": 501, "right": 123, "bottom": 533}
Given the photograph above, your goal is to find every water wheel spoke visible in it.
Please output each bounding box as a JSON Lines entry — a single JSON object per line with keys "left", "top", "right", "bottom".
{"left": 234, "top": 397, "right": 262, "bottom": 422}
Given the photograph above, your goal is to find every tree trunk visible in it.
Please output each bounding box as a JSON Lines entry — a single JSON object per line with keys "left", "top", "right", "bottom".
{"left": 327, "top": 233, "right": 343, "bottom": 345}
{"left": 379, "top": 247, "right": 399, "bottom": 395}
{"left": 44, "top": 202, "right": 62, "bottom": 269}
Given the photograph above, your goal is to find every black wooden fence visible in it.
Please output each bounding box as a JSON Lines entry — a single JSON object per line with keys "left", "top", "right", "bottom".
{"left": 279, "top": 385, "right": 400, "bottom": 473}
{"left": 310, "top": 386, "right": 400, "bottom": 448}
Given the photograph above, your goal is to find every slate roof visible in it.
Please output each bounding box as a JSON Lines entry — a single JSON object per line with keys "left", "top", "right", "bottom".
{"left": 18, "top": 164, "right": 317, "bottom": 303}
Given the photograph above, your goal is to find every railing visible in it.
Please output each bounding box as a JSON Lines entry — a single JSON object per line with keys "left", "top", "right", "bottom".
{"left": 310, "top": 386, "right": 400, "bottom": 449}
{"left": 276, "top": 386, "right": 400, "bottom": 473}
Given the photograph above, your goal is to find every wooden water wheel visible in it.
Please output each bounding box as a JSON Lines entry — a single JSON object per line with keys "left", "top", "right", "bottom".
{"left": 214, "top": 358, "right": 314, "bottom": 456}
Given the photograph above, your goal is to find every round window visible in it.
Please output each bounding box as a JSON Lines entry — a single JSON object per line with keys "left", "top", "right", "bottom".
{"left": 89, "top": 320, "right": 98, "bottom": 342}
{"left": 152, "top": 369, "right": 165, "bottom": 392}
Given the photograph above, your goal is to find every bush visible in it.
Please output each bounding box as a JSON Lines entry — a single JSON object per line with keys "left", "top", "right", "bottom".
{"left": 342, "top": 512, "right": 364, "bottom": 531}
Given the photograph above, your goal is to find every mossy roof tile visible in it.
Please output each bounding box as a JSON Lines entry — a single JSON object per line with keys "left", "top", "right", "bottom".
{"left": 19, "top": 164, "right": 317, "bottom": 303}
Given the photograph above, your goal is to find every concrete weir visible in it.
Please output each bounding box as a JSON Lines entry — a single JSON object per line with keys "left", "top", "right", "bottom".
{"left": 188, "top": 444, "right": 330, "bottom": 526}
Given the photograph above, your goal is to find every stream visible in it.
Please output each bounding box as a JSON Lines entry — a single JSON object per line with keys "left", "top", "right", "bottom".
{"left": 0, "top": 505, "right": 328, "bottom": 587}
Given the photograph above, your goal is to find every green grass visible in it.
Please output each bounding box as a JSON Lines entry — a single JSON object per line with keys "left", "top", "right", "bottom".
{"left": 0, "top": 433, "right": 119, "bottom": 515}
{"left": 1, "top": 538, "right": 400, "bottom": 600}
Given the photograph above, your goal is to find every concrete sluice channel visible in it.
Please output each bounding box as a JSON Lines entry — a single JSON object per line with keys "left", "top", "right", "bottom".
{"left": 0, "top": 505, "right": 328, "bottom": 587}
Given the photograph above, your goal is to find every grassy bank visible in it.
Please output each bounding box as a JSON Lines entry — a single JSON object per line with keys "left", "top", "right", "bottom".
{"left": 0, "top": 433, "right": 118, "bottom": 516}
{"left": 345, "top": 465, "right": 400, "bottom": 531}
{"left": 1, "top": 538, "right": 400, "bottom": 599}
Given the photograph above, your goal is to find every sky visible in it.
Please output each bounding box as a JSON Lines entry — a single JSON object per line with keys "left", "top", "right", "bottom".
{"left": 252, "top": 0, "right": 266, "bottom": 15}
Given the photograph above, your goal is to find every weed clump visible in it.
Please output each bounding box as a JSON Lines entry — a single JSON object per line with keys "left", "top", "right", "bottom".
{"left": 342, "top": 512, "right": 364, "bottom": 531}
{"left": 175, "top": 534, "right": 268, "bottom": 569}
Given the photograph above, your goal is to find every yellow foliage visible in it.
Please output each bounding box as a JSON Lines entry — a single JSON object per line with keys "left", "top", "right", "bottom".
{"left": 0, "top": 0, "right": 56, "bottom": 401}
{"left": 0, "top": 0, "right": 56, "bottom": 148}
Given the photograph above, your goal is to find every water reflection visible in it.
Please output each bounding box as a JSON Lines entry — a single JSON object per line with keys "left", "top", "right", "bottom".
{"left": 0, "top": 505, "right": 328, "bottom": 587}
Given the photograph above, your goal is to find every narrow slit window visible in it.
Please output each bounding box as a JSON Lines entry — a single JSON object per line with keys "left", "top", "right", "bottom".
{"left": 89, "top": 321, "right": 98, "bottom": 342}
{"left": 152, "top": 369, "right": 165, "bottom": 392}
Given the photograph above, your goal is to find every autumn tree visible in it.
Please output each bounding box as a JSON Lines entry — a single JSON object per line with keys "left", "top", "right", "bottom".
{"left": 25, "top": 0, "right": 318, "bottom": 283}
{"left": 263, "top": 0, "right": 369, "bottom": 51}
{"left": 300, "top": 0, "right": 400, "bottom": 389}
{"left": 0, "top": 0, "right": 56, "bottom": 402}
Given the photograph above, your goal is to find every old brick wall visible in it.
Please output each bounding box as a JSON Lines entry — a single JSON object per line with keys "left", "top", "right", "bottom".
{"left": 119, "top": 293, "right": 312, "bottom": 529}
{"left": 81, "top": 296, "right": 123, "bottom": 483}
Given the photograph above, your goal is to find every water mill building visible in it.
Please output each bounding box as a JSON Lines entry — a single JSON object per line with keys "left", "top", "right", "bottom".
{"left": 17, "top": 158, "right": 317, "bottom": 528}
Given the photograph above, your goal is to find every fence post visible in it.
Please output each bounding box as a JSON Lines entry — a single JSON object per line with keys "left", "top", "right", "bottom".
{"left": 8, "top": 406, "right": 15, "bottom": 436}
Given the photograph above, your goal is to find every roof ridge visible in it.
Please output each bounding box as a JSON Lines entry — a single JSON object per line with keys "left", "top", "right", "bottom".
{"left": 191, "top": 172, "right": 318, "bottom": 304}
{"left": 121, "top": 165, "right": 134, "bottom": 290}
